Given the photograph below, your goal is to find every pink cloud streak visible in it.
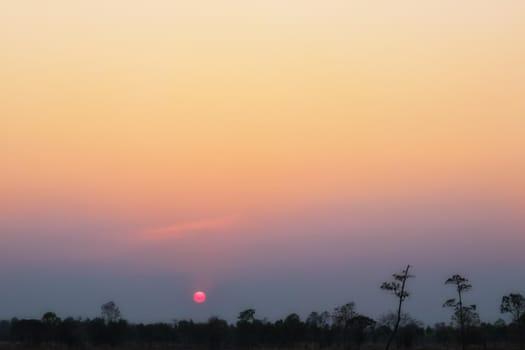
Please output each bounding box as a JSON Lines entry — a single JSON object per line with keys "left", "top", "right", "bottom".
{"left": 141, "top": 215, "right": 239, "bottom": 240}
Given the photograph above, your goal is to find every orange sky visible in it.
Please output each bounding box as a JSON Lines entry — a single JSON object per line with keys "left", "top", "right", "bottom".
{"left": 1, "top": 0, "right": 524, "bottom": 322}
{"left": 3, "top": 3, "right": 524, "bottom": 206}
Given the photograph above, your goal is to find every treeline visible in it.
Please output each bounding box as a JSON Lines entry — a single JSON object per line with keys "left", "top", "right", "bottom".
{"left": 0, "top": 308, "right": 521, "bottom": 349}
{"left": 0, "top": 269, "right": 523, "bottom": 350}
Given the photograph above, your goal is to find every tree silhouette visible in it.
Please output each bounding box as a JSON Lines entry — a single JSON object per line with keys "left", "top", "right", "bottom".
{"left": 306, "top": 311, "right": 330, "bottom": 328}
{"left": 306, "top": 311, "right": 331, "bottom": 347}
{"left": 381, "top": 264, "right": 413, "bottom": 350}
{"left": 282, "top": 313, "right": 304, "bottom": 345}
{"left": 333, "top": 302, "right": 357, "bottom": 328}
{"left": 3, "top": 305, "right": 525, "bottom": 348}
{"left": 238, "top": 309, "right": 256, "bottom": 324}
{"left": 347, "top": 314, "right": 376, "bottom": 350}
{"left": 207, "top": 316, "right": 229, "bottom": 349}
{"left": 101, "top": 301, "right": 121, "bottom": 324}
{"left": 236, "top": 309, "right": 258, "bottom": 347}
{"left": 332, "top": 302, "right": 358, "bottom": 348}
{"left": 41, "top": 312, "right": 61, "bottom": 343}
{"left": 444, "top": 274, "right": 476, "bottom": 350}
{"left": 41, "top": 312, "right": 60, "bottom": 326}
{"left": 501, "top": 293, "right": 525, "bottom": 350}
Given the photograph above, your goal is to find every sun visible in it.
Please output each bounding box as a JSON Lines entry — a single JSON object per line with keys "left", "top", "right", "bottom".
{"left": 193, "top": 291, "right": 207, "bottom": 304}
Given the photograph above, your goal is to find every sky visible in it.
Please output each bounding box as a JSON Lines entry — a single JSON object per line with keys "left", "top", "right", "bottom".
{"left": 1, "top": 0, "right": 525, "bottom": 325}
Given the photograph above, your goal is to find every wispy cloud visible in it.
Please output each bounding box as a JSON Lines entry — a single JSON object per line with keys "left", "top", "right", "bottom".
{"left": 141, "top": 215, "right": 239, "bottom": 240}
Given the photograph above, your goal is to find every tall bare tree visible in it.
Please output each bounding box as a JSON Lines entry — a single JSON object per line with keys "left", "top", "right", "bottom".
{"left": 444, "top": 274, "right": 475, "bottom": 350}
{"left": 501, "top": 293, "right": 525, "bottom": 350}
{"left": 381, "top": 265, "right": 413, "bottom": 350}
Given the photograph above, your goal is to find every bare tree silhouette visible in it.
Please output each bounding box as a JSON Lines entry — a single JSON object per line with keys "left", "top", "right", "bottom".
{"left": 444, "top": 274, "right": 476, "bottom": 350}
{"left": 381, "top": 264, "right": 413, "bottom": 350}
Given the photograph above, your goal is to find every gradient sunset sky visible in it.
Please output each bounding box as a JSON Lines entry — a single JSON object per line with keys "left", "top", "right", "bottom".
{"left": 1, "top": 1, "right": 525, "bottom": 324}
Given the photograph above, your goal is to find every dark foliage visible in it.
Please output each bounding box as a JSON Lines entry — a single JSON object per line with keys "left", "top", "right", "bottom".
{"left": 0, "top": 308, "right": 523, "bottom": 349}
{"left": 1, "top": 282, "right": 524, "bottom": 350}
